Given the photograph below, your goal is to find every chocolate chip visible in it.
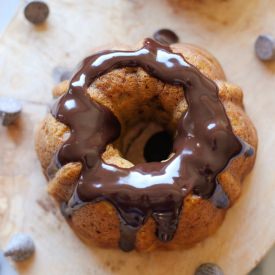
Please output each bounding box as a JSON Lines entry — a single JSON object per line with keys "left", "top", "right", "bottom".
{"left": 24, "top": 1, "right": 49, "bottom": 25}
{"left": 0, "top": 97, "right": 22, "bottom": 126}
{"left": 4, "top": 233, "right": 35, "bottom": 262}
{"left": 153, "top": 29, "right": 179, "bottom": 45}
{"left": 255, "top": 35, "right": 275, "bottom": 61}
{"left": 195, "top": 263, "right": 224, "bottom": 275}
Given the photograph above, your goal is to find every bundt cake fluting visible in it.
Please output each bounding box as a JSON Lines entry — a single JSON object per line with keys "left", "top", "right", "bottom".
{"left": 35, "top": 37, "right": 257, "bottom": 252}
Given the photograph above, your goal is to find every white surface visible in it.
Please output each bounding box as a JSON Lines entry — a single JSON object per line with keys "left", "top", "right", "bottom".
{"left": 0, "top": 0, "right": 20, "bottom": 36}
{"left": 0, "top": 1, "right": 274, "bottom": 275}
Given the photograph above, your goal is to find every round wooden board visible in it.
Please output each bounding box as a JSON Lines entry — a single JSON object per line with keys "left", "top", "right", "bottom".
{"left": 0, "top": 0, "right": 275, "bottom": 274}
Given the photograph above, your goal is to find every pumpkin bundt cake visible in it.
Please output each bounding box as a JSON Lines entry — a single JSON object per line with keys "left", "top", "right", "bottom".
{"left": 35, "top": 37, "right": 257, "bottom": 252}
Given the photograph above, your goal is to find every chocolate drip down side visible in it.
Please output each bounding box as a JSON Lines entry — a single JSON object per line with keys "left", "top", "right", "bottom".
{"left": 51, "top": 39, "right": 243, "bottom": 251}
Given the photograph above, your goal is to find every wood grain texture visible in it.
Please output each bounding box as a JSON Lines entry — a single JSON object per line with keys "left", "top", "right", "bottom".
{"left": 0, "top": 0, "right": 274, "bottom": 274}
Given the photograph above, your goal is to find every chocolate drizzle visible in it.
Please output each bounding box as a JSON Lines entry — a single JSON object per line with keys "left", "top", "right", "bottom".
{"left": 51, "top": 38, "right": 244, "bottom": 251}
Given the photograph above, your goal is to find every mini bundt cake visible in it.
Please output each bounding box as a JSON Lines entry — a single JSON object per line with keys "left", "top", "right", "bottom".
{"left": 35, "top": 37, "right": 257, "bottom": 252}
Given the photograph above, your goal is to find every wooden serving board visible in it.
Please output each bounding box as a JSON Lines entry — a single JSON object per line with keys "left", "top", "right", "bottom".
{"left": 0, "top": 0, "right": 275, "bottom": 274}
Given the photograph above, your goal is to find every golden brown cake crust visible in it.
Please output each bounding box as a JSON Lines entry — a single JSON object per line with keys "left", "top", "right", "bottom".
{"left": 35, "top": 41, "right": 257, "bottom": 251}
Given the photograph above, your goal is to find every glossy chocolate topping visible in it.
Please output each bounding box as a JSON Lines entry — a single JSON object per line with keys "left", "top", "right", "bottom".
{"left": 51, "top": 38, "right": 244, "bottom": 251}
{"left": 153, "top": 29, "right": 179, "bottom": 45}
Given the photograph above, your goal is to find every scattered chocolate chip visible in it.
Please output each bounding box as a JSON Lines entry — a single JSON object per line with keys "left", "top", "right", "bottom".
{"left": 195, "top": 263, "right": 224, "bottom": 275}
{"left": 4, "top": 233, "right": 35, "bottom": 262}
{"left": 255, "top": 35, "right": 275, "bottom": 61}
{"left": 0, "top": 97, "right": 22, "bottom": 126}
{"left": 24, "top": 1, "right": 49, "bottom": 25}
{"left": 153, "top": 29, "right": 179, "bottom": 45}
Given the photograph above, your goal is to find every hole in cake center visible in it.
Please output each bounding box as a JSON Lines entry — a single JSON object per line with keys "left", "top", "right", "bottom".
{"left": 144, "top": 131, "right": 173, "bottom": 162}
{"left": 122, "top": 122, "right": 174, "bottom": 164}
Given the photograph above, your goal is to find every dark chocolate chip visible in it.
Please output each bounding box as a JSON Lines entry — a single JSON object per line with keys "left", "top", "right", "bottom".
{"left": 4, "top": 233, "right": 35, "bottom": 262}
{"left": 0, "top": 97, "right": 22, "bottom": 126}
{"left": 255, "top": 35, "right": 275, "bottom": 61}
{"left": 195, "top": 263, "right": 224, "bottom": 275}
{"left": 153, "top": 29, "right": 179, "bottom": 45}
{"left": 24, "top": 1, "right": 49, "bottom": 25}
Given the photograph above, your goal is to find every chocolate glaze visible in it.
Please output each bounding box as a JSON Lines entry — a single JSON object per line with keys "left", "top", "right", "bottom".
{"left": 153, "top": 29, "right": 179, "bottom": 45}
{"left": 51, "top": 38, "right": 246, "bottom": 251}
